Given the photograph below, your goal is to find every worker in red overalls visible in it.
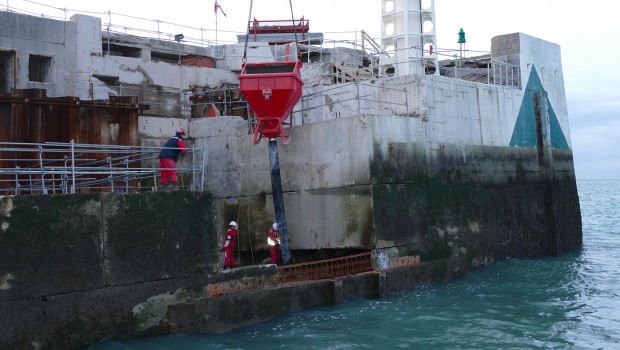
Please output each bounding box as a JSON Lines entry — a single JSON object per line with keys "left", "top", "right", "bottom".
{"left": 267, "top": 222, "right": 281, "bottom": 264}
{"left": 158, "top": 127, "right": 188, "bottom": 191}
{"left": 223, "top": 221, "right": 239, "bottom": 269}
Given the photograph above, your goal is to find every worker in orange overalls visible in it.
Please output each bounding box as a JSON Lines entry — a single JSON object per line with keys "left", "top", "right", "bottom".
{"left": 223, "top": 221, "right": 239, "bottom": 269}
{"left": 158, "top": 127, "right": 188, "bottom": 191}
{"left": 267, "top": 222, "right": 281, "bottom": 264}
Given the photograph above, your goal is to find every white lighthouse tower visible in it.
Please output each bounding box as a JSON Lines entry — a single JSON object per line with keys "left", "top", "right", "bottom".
{"left": 380, "top": 0, "right": 439, "bottom": 76}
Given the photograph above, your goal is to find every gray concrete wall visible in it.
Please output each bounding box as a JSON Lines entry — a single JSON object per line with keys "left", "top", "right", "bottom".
{"left": 492, "top": 33, "right": 570, "bottom": 146}
{"left": 0, "top": 191, "right": 220, "bottom": 349}
{"left": 0, "top": 188, "right": 470, "bottom": 350}
{"left": 179, "top": 113, "right": 580, "bottom": 263}
{"left": 0, "top": 11, "right": 72, "bottom": 96}
{"left": 0, "top": 11, "right": 240, "bottom": 111}
{"left": 166, "top": 257, "right": 467, "bottom": 335}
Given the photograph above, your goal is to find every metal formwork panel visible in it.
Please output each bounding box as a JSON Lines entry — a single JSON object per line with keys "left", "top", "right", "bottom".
{"left": 0, "top": 89, "right": 147, "bottom": 193}
{"left": 278, "top": 252, "right": 373, "bottom": 284}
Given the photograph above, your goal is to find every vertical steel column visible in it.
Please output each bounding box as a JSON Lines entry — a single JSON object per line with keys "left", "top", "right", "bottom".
{"left": 151, "top": 150, "right": 158, "bottom": 191}
{"left": 268, "top": 138, "right": 291, "bottom": 264}
{"left": 63, "top": 156, "right": 69, "bottom": 194}
{"left": 14, "top": 166, "right": 20, "bottom": 195}
{"left": 191, "top": 144, "right": 196, "bottom": 191}
{"left": 70, "top": 139, "right": 76, "bottom": 194}
{"left": 124, "top": 157, "right": 129, "bottom": 192}
{"left": 38, "top": 146, "right": 48, "bottom": 194}
{"left": 108, "top": 156, "right": 114, "bottom": 192}
{"left": 200, "top": 145, "right": 207, "bottom": 191}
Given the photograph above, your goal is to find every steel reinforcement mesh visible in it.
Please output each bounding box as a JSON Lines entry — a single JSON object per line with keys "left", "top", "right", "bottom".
{"left": 277, "top": 252, "right": 373, "bottom": 284}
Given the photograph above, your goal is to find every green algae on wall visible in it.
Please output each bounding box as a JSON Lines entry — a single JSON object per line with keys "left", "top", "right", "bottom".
{"left": 0, "top": 191, "right": 219, "bottom": 349}
{"left": 369, "top": 140, "right": 581, "bottom": 263}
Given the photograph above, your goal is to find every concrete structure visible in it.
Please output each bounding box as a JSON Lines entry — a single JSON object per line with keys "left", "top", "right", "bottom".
{"left": 189, "top": 32, "right": 579, "bottom": 265}
{"left": 0, "top": 11, "right": 242, "bottom": 118}
{"left": 0, "top": 7, "right": 581, "bottom": 349}
{"left": 380, "top": 0, "right": 439, "bottom": 76}
{"left": 0, "top": 191, "right": 465, "bottom": 349}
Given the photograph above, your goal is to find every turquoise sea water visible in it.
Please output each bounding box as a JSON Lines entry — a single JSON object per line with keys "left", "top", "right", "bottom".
{"left": 90, "top": 179, "right": 620, "bottom": 349}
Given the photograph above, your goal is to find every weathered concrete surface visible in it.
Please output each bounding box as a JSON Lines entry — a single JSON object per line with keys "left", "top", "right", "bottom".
{"left": 103, "top": 193, "right": 217, "bottom": 285}
{"left": 123, "top": 32, "right": 582, "bottom": 268}
{"left": 0, "top": 191, "right": 469, "bottom": 350}
{"left": 0, "top": 195, "right": 104, "bottom": 300}
{"left": 166, "top": 257, "right": 466, "bottom": 335}
{"left": 167, "top": 279, "right": 339, "bottom": 334}
{"left": 384, "top": 257, "right": 467, "bottom": 294}
{"left": 0, "top": 191, "right": 220, "bottom": 349}
{"left": 0, "top": 19, "right": 582, "bottom": 349}
{"left": 0, "top": 12, "right": 239, "bottom": 107}
{"left": 199, "top": 114, "right": 580, "bottom": 264}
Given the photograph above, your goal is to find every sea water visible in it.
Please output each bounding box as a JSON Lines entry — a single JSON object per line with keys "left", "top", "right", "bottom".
{"left": 90, "top": 178, "right": 620, "bottom": 349}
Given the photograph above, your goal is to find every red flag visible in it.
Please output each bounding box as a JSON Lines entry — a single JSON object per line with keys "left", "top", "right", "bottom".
{"left": 214, "top": 0, "right": 227, "bottom": 17}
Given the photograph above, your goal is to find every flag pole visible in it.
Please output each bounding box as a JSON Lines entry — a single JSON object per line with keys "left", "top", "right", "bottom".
{"left": 215, "top": 2, "right": 218, "bottom": 46}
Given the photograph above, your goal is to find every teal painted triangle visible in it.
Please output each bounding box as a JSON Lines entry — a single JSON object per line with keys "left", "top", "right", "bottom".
{"left": 509, "top": 66, "right": 569, "bottom": 149}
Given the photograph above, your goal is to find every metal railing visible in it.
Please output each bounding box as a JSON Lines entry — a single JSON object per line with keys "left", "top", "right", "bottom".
{"left": 2, "top": 0, "right": 521, "bottom": 89}
{"left": 488, "top": 60, "right": 521, "bottom": 88}
{"left": 0, "top": 141, "right": 206, "bottom": 195}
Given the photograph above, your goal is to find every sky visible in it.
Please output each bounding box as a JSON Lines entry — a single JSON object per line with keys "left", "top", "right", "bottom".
{"left": 3, "top": 0, "right": 619, "bottom": 179}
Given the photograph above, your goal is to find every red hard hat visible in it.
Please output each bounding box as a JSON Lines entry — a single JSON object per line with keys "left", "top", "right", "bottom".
{"left": 176, "top": 127, "right": 186, "bottom": 135}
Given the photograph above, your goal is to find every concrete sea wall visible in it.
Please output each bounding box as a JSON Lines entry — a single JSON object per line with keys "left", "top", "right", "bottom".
{"left": 0, "top": 192, "right": 220, "bottom": 349}
{"left": 0, "top": 16, "right": 582, "bottom": 349}
{"left": 0, "top": 191, "right": 469, "bottom": 349}
{"left": 175, "top": 33, "right": 582, "bottom": 263}
{"left": 193, "top": 113, "right": 581, "bottom": 263}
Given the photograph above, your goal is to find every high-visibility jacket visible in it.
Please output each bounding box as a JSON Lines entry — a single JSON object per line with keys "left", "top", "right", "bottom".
{"left": 224, "top": 228, "right": 239, "bottom": 248}
{"left": 267, "top": 228, "right": 280, "bottom": 246}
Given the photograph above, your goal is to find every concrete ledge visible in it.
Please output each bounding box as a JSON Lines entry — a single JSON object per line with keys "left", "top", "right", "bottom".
{"left": 166, "top": 279, "right": 340, "bottom": 333}
{"left": 385, "top": 257, "right": 466, "bottom": 294}
{"left": 165, "top": 259, "right": 465, "bottom": 337}
{"left": 341, "top": 271, "right": 385, "bottom": 299}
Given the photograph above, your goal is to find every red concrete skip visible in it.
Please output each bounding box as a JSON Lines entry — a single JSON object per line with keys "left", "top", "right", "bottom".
{"left": 238, "top": 60, "right": 303, "bottom": 142}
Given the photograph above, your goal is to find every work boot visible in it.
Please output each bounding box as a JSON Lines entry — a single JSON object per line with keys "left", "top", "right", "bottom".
{"left": 171, "top": 183, "right": 179, "bottom": 191}
{"left": 161, "top": 183, "right": 172, "bottom": 191}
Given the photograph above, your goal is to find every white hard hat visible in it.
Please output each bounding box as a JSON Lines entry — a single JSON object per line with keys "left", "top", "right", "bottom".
{"left": 272, "top": 223, "right": 278, "bottom": 230}
{"left": 229, "top": 221, "right": 237, "bottom": 227}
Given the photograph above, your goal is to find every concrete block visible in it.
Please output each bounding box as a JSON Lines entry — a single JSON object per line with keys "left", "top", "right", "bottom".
{"left": 189, "top": 116, "right": 248, "bottom": 138}
{"left": 0, "top": 195, "right": 104, "bottom": 302}
{"left": 0, "top": 299, "right": 45, "bottom": 349}
{"left": 167, "top": 280, "right": 334, "bottom": 334}
{"left": 206, "top": 274, "right": 278, "bottom": 297}
{"left": 385, "top": 257, "right": 466, "bottom": 294}
{"left": 389, "top": 255, "right": 421, "bottom": 268}
{"left": 102, "top": 191, "right": 218, "bottom": 286}
{"left": 139, "top": 116, "right": 189, "bottom": 138}
{"left": 338, "top": 271, "right": 385, "bottom": 299}
{"left": 331, "top": 279, "right": 343, "bottom": 304}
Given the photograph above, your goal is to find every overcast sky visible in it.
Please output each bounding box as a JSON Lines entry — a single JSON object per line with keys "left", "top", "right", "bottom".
{"left": 4, "top": 0, "right": 619, "bottom": 179}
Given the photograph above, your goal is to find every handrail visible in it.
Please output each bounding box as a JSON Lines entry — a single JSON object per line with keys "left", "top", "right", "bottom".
{"left": 0, "top": 141, "right": 207, "bottom": 195}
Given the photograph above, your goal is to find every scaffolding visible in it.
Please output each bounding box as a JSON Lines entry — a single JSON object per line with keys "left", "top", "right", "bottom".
{"left": 0, "top": 141, "right": 206, "bottom": 195}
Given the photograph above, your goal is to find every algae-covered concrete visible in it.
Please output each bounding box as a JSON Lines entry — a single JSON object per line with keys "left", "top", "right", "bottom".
{"left": 0, "top": 14, "right": 583, "bottom": 348}
{"left": 201, "top": 113, "right": 580, "bottom": 265}
{"left": 166, "top": 257, "right": 467, "bottom": 335}
{"left": 0, "top": 191, "right": 220, "bottom": 349}
{"left": 191, "top": 33, "right": 581, "bottom": 266}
